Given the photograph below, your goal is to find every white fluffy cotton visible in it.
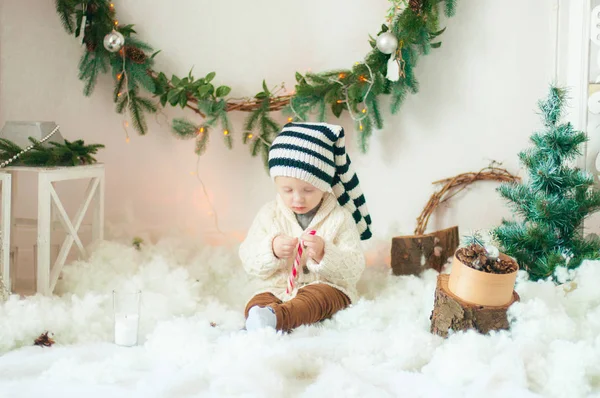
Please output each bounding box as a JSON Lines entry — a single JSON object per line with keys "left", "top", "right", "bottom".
{"left": 0, "top": 239, "right": 599, "bottom": 397}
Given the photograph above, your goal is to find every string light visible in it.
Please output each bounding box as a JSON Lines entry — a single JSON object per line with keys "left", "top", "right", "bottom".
{"left": 109, "top": 3, "right": 114, "bottom": 8}
{"left": 223, "top": 130, "right": 229, "bottom": 136}
{"left": 287, "top": 117, "right": 293, "bottom": 122}
{"left": 338, "top": 73, "right": 346, "bottom": 79}
{"left": 193, "top": 156, "right": 225, "bottom": 235}
{"left": 247, "top": 133, "right": 254, "bottom": 139}
{"left": 114, "top": 20, "right": 119, "bottom": 26}
{"left": 326, "top": 61, "right": 374, "bottom": 132}
{"left": 199, "top": 127, "right": 205, "bottom": 133}
{"left": 119, "top": 46, "right": 134, "bottom": 143}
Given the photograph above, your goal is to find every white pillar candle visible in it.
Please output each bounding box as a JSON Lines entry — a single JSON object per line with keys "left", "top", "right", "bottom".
{"left": 114, "top": 313, "right": 139, "bottom": 347}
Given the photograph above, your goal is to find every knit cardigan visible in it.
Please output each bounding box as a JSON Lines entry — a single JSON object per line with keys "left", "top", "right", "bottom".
{"left": 239, "top": 192, "right": 366, "bottom": 303}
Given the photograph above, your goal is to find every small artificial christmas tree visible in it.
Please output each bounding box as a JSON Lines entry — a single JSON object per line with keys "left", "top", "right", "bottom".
{"left": 493, "top": 86, "right": 600, "bottom": 281}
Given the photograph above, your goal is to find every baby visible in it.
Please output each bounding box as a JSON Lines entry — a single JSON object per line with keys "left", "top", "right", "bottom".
{"left": 239, "top": 122, "right": 371, "bottom": 332}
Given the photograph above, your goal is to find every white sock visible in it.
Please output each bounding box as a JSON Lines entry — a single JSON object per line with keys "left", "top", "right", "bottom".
{"left": 245, "top": 306, "right": 277, "bottom": 331}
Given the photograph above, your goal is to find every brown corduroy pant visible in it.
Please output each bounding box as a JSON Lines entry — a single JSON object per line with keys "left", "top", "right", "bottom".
{"left": 244, "top": 283, "right": 351, "bottom": 331}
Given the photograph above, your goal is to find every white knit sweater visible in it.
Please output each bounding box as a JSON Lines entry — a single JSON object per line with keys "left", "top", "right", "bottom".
{"left": 239, "top": 192, "right": 366, "bottom": 303}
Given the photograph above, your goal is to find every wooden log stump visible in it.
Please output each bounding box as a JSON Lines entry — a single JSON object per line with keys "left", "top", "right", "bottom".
{"left": 391, "top": 226, "right": 459, "bottom": 275}
{"left": 430, "top": 274, "right": 520, "bottom": 338}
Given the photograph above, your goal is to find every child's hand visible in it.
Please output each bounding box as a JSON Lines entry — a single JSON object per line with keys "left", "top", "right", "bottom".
{"left": 272, "top": 235, "right": 298, "bottom": 259}
{"left": 301, "top": 233, "right": 325, "bottom": 263}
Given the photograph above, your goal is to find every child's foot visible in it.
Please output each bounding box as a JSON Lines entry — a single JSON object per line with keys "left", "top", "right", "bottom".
{"left": 245, "top": 306, "right": 277, "bottom": 331}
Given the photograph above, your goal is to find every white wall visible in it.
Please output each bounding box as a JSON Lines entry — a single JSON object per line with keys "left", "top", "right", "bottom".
{"left": 0, "top": 0, "right": 566, "bottom": 261}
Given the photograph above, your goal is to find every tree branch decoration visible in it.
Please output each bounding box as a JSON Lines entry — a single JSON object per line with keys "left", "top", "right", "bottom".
{"left": 0, "top": 138, "right": 104, "bottom": 167}
{"left": 55, "top": 0, "right": 456, "bottom": 166}
{"left": 414, "top": 166, "right": 520, "bottom": 235}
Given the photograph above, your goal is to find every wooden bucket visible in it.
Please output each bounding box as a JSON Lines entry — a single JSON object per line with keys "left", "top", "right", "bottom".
{"left": 448, "top": 252, "right": 518, "bottom": 307}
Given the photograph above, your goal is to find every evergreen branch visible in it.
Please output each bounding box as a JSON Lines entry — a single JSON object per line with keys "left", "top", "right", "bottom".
{"left": 195, "top": 128, "right": 210, "bottom": 155}
{"left": 220, "top": 111, "right": 233, "bottom": 149}
{"left": 55, "top": 0, "right": 78, "bottom": 34}
{"left": 444, "top": 0, "right": 457, "bottom": 17}
{"left": 171, "top": 118, "right": 199, "bottom": 139}
{"left": 128, "top": 92, "right": 149, "bottom": 135}
{"left": 78, "top": 49, "right": 108, "bottom": 96}
{"left": 357, "top": 117, "right": 373, "bottom": 153}
{"left": 0, "top": 137, "right": 104, "bottom": 167}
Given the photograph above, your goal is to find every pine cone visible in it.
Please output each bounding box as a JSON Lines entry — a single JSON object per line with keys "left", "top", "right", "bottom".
{"left": 34, "top": 331, "right": 55, "bottom": 347}
{"left": 83, "top": 26, "right": 96, "bottom": 52}
{"left": 85, "top": 39, "right": 96, "bottom": 52}
{"left": 125, "top": 46, "right": 147, "bottom": 64}
{"left": 409, "top": 0, "right": 423, "bottom": 13}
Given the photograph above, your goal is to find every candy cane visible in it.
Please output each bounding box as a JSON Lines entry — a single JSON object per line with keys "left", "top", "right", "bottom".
{"left": 286, "top": 230, "right": 316, "bottom": 295}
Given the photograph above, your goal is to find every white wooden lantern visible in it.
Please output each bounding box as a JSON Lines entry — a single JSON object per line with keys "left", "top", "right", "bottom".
{"left": 0, "top": 121, "right": 65, "bottom": 148}
{"left": 0, "top": 164, "right": 105, "bottom": 296}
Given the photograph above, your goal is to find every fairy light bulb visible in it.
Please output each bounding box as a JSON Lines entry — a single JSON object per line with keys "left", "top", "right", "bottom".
{"left": 125, "top": 137, "right": 130, "bottom": 143}
{"left": 248, "top": 133, "right": 254, "bottom": 139}
{"left": 287, "top": 117, "right": 293, "bottom": 122}
{"left": 359, "top": 75, "right": 368, "bottom": 82}
{"left": 114, "top": 20, "right": 119, "bottom": 26}
{"left": 359, "top": 123, "right": 364, "bottom": 131}
{"left": 223, "top": 130, "right": 229, "bottom": 136}
{"left": 336, "top": 100, "right": 344, "bottom": 104}
{"left": 338, "top": 73, "right": 346, "bottom": 79}
{"left": 117, "top": 73, "right": 123, "bottom": 80}
{"left": 123, "top": 121, "right": 129, "bottom": 127}
{"left": 199, "top": 127, "right": 205, "bottom": 133}
{"left": 362, "top": 108, "right": 367, "bottom": 114}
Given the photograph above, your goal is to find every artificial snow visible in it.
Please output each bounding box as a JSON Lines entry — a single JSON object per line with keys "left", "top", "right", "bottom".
{"left": 0, "top": 238, "right": 599, "bottom": 398}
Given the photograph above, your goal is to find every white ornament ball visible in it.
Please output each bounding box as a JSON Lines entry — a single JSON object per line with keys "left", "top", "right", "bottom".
{"left": 376, "top": 32, "right": 399, "bottom": 55}
{"left": 103, "top": 30, "right": 125, "bottom": 53}
{"left": 484, "top": 244, "right": 500, "bottom": 260}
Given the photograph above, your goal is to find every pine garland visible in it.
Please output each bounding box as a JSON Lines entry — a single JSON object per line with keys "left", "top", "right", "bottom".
{"left": 493, "top": 86, "right": 600, "bottom": 282}
{"left": 0, "top": 138, "right": 104, "bottom": 167}
{"left": 55, "top": 0, "right": 457, "bottom": 166}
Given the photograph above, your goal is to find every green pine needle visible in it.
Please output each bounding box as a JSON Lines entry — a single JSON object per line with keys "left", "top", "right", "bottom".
{"left": 171, "top": 118, "right": 199, "bottom": 139}
{"left": 128, "top": 94, "right": 148, "bottom": 135}
{"left": 444, "top": 0, "right": 457, "bottom": 17}
{"left": 55, "top": 0, "right": 77, "bottom": 34}
{"left": 0, "top": 137, "right": 104, "bottom": 167}
{"left": 195, "top": 129, "right": 210, "bottom": 155}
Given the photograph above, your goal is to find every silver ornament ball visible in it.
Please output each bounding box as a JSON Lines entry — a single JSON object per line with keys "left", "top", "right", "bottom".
{"left": 376, "top": 32, "right": 399, "bottom": 55}
{"left": 484, "top": 244, "right": 500, "bottom": 260}
{"left": 103, "top": 30, "right": 125, "bottom": 53}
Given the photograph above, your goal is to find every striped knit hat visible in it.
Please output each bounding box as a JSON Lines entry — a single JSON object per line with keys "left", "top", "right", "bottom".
{"left": 268, "top": 122, "right": 372, "bottom": 240}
